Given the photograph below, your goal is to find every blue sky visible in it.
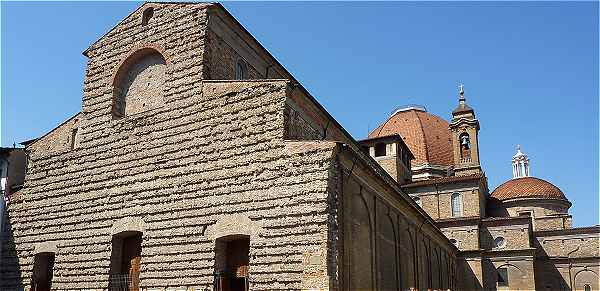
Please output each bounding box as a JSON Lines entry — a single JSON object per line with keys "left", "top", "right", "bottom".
{"left": 1, "top": 2, "right": 598, "bottom": 227}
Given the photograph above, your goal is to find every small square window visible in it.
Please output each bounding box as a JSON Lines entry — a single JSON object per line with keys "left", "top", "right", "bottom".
{"left": 374, "top": 143, "right": 386, "bottom": 157}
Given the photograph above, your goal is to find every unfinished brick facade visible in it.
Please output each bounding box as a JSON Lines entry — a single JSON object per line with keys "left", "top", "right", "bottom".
{"left": 1, "top": 3, "right": 458, "bottom": 291}
{"left": 1, "top": 3, "right": 597, "bottom": 291}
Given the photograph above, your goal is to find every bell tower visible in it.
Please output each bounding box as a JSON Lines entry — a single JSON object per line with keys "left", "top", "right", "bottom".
{"left": 449, "top": 84, "right": 482, "bottom": 176}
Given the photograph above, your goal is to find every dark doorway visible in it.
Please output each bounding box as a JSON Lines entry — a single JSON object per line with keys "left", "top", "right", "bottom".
{"left": 214, "top": 235, "right": 250, "bottom": 291}
{"left": 30, "top": 252, "right": 55, "bottom": 291}
{"left": 109, "top": 232, "right": 142, "bottom": 291}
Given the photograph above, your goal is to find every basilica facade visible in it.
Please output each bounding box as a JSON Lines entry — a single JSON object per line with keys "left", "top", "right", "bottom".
{"left": 0, "top": 2, "right": 597, "bottom": 291}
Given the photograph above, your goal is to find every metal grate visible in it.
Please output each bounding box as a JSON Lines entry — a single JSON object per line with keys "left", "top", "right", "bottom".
{"left": 109, "top": 273, "right": 139, "bottom": 291}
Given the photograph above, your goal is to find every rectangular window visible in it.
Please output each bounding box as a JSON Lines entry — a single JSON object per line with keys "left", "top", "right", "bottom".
{"left": 497, "top": 267, "right": 508, "bottom": 287}
{"left": 374, "top": 143, "right": 386, "bottom": 157}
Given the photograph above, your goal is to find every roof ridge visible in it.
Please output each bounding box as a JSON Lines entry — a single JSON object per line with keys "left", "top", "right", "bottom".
{"left": 413, "top": 110, "right": 431, "bottom": 163}
{"left": 369, "top": 111, "right": 396, "bottom": 138}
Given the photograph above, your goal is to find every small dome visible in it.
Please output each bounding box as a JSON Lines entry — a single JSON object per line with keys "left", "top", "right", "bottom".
{"left": 369, "top": 106, "right": 453, "bottom": 167}
{"left": 491, "top": 177, "right": 568, "bottom": 201}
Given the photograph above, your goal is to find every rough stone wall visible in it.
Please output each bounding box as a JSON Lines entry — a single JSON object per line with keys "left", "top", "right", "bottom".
{"left": 457, "top": 258, "right": 483, "bottom": 290}
{"left": 25, "top": 113, "right": 82, "bottom": 156}
{"left": 483, "top": 257, "right": 536, "bottom": 290}
{"left": 481, "top": 223, "right": 531, "bottom": 251}
{"left": 535, "top": 215, "right": 572, "bottom": 231}
{"left": 204, "top": 29, "right": 263, "bottom": 80}
{"left": 283, "top": 103, "right": 322, "bottom": 140}
{"left": 403, "top": 180, "right": 482, "bottom": 220}
{"left": 372, "top": 156, "right": 399, "bottom": 182}
{"left": 535, "top": 261, "right": 600, "bottom": 291}
{"left": 2, "top": 80, "right": 337, "bottom": 290}
{"left": 535, "top": 231, "right": 599, "bottom": 258}
{"left": 81, "top": 3, "right": 209, "bottom": 125}
{"left": 441, "top": 225, "right": 480, "bottom": 251}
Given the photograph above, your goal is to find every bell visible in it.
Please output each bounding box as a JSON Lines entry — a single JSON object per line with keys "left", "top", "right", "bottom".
{"left": 461, "top": 136, "right": 470, "bottom": 149}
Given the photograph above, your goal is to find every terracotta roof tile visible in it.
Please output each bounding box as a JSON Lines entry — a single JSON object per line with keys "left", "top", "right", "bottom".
{"left": 490, "top": 177, "right": 568, "bottom": 201}
{"left": 369, "top": 109, "right": 453, "bottom": 167}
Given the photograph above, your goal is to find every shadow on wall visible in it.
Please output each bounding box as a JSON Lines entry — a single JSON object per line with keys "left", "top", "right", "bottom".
{"left": 1, "top": 208, "right": 24, "bottom": 290}
{"left": 458, "top": 258, "right": 483, "bottom": 290}
{"left": 534, "top": 240, "right": 570, "bottom": 290}
{"left": 486, "top": 197, "right": 510, "bottom": 217}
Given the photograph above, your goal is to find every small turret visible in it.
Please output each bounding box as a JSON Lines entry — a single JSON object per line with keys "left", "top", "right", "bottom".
{"left": 512, "top": 145, "right": 530, "bottom": 178}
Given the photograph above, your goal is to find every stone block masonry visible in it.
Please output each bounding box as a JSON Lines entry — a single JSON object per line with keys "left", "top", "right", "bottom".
{"left": 2, "top": 80, "right": 339, "bottom": 290}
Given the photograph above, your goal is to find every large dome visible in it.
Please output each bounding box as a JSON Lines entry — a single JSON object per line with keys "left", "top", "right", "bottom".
{"left": 491, "top": 177, "right": 568, "bottom": 201}
{"left": 368, "top": 106, "right": 453, "bottom": 167}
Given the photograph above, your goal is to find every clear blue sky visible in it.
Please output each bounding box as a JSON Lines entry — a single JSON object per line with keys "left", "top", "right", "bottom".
{"left": 1, "top": 2, "right": 598, "bottom": 227}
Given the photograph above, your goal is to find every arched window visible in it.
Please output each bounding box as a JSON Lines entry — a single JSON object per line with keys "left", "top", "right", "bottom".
{"left": 451, "top": 192, "right": 463, "bottom": 217}
{"left": 112, "top": 48, "right": 167, "bottom": 119}
{"left": 235, "top": 59, "right": 248, "bottom": 80}
{"left": 141, "top": 7, "right": 154, "bottom": 26}
{"left": 584, "top": 284, "right": 592, "bottom": 291}
{"left": 459, "top": 132, "right": 471, "bottom": 161}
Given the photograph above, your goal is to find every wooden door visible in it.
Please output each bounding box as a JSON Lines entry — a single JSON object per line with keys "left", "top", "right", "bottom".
{"left": 121, "top": 235, "right": 142, "bottom": 291}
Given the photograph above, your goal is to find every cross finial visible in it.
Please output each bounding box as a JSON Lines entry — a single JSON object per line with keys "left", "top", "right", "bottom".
{"left": 517, "top": 144, "right": 521, "bottom": 151}
{"left": 459, "top": 83, "right": 464, "bottom": 95}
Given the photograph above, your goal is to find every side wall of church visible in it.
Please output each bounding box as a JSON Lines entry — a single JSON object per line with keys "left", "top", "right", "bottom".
{"left": 480, "top": 220, "right": 531, "bottom": 251}
{"left": 482, "top": 256, "right": 536, "bottom": 290}
{"left": 534, "top": 229, "right": 600, "bottom": 290}
{"left": 203, "top": 6, "right": 287, "bottom": 81}
{"left": 403, "top": 180, "right": 483, "bottom": 220}
{"left": 338, "top": 148, "right": 458, "bottom": 291}
{"left": 441, "top": 224, "right": 480, "bottom": 251}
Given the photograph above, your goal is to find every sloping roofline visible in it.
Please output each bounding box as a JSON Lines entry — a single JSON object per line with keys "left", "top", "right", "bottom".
{"left": 20, "top": 112, "right": 82, "bottom": 148}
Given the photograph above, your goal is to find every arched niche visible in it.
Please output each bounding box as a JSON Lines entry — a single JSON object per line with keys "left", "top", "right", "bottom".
{"left": 112, "top": 47, "right": 168, "bottom": 118}
{"left": 574, "top": 269, "right": 599, "bottom": 291}
{"left": 348, "top": 191, "right": 374, "bottom": 290}
{"left": 376, "top": 208, "right": 399, "bottom": 290}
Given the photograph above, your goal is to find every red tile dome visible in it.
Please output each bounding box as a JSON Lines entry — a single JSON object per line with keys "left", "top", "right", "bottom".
{"left": 491, "top": 177, "right": 568, "bottom": 201}
{"left": 368, "top": 106, "right": 453, "bottom": 167}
